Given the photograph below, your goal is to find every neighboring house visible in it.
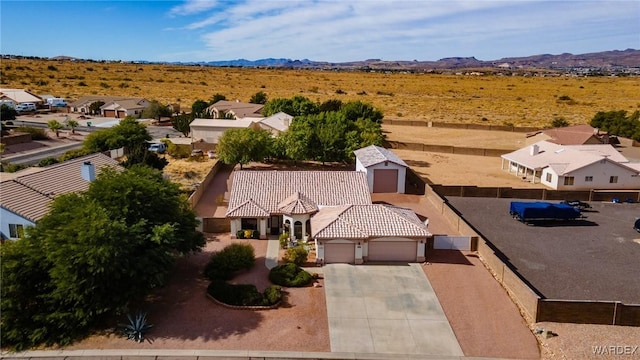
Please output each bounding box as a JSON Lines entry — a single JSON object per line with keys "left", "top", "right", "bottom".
{"left": 69, "top": 96, "right": 149, "bottom": 115}
{"left": 100, "top": 98, "right": 150, "bottom": 118}
{"left": 0, "top": 88, "right": 43, "bottom": 104}
{"left": 501, "top": 140, "right": 640, "bottom": 190}
{"left": 190, "top": 118, "right": 258, "bottom": 144}
{"left": 0, "top": 153, "right": 121, "bottom": 240}
{"left": 354, "top": 145, "right": 408, "bottom": 193}
{"left": 255, "top": 112, "right": 293, "bottom": 134}
{"left": 205, "top": 100, "right": 264, "bottom": 119}
{"left": 225, "top": 167, "right": 429, "bottom": 264}
{"left": 526, "top": 124, "right": 609, "bottom": 145}
{"left": 189, "top": 112, "right": 293, "bottom": 144}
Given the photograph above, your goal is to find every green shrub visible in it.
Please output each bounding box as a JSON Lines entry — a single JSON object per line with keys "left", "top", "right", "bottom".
{"left": 279, "top": 232, "right": 290, "bottom": 249}
{"left": 236, "top": 230, "right": 245, "bottom": 239}
{"left": 15, "top": 126, "right": 48, "bottom": 140}
{"left": 269, "top": 263, "right": 313, "bottom": 287}
{"left": 38, "top": 157, "right": 59, "bottom": 167}
{"left": 207, "top": 280, "right": 263, "bottom": 306}
{"left": 263, "top": 285, "right": 282, "bottom": 305}
{"left": 0, "top": 162, "right": 27, "bottom": 173}
{"left": 283, "top": 246, "right": 308, "bottom": 266}
{"left": 252, "top": 230, "right": 260, "bottom": 239}
{"left": 204, "top": 243, "right": 255, "bottom": 281}
{"left": 164, "top": 141, "right": 191, "bottom": 158}
{"left": 207, "top": 281, "right": 282, "bottom": 306}
{"left": 58, "top": 148, "right": 92, "bottom": 162}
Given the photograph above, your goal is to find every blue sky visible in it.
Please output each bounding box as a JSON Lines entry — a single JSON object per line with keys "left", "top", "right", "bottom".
{"left": 1, "top": 0, "right": 638, "bottom": 62}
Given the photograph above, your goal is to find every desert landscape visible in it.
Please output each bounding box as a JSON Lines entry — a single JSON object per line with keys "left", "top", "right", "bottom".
{"left": 2, "top": 58, "right": 640, "bottom": 127}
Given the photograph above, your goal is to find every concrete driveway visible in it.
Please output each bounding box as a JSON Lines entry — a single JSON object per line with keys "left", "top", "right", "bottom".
{"left": 324, "top": 264, "right": 463, "bottom": 357}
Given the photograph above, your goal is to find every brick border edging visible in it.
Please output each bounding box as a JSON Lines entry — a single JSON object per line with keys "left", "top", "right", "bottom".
{"left": 205, "top": 293, "right": 281, "bottom": 310}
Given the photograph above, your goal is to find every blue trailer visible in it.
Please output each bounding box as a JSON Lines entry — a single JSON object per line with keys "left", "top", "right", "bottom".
{"left": 510, "top": 201, "right": 581, "bottom": 223}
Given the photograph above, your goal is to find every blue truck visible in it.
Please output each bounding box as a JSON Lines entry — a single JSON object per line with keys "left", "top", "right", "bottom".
{"left": 510, "top": 201, "right": 581, "bottom": 223}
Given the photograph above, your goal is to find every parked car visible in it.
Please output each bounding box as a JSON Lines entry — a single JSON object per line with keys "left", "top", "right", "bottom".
{"left": 15, "top": 103, "right": 36, "bottom": 112}
{"left": 191, "top": 149, "right": 204, "bottom": 157}
{"left": 148, "top": 143, "right": 167, "bottom": 154}
{"left": 561, "top": 200, "right": 591, "bottom": 210}
{"left": 634, "top": 219, "right": 640, "bottom": 232}
{"left": 207, "top": 150, "right": 215, "bottom": 159}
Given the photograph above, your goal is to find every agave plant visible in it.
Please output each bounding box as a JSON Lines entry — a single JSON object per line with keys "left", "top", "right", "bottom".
{"left": 120, "top": 311, "right": 153, "bottom": 343}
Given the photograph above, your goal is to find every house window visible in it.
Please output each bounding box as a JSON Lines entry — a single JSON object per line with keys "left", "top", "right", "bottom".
{"left": 241, "top": 218, "right": 258, "bottom": 230}
{"left": 610, "top": 176, "right": 618, "bottom": 184}
{"left": 585, "top": 176, "right": 593, "bottom": 182}
{"left": 545, "top": 173, "right": 552, "bottom": 182}
{"left": 8, "top": 224, "right": 24, "bottom": 238}
{"left": 564, "top": 176, "right": 575, "bottom": 186}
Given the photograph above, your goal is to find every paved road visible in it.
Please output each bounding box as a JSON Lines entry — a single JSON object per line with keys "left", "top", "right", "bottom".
{"left": 2, "top": 142, "right": 83, "bottom": 165}
{"left": 324, "top": 264, "right": 463, "bottom": 356}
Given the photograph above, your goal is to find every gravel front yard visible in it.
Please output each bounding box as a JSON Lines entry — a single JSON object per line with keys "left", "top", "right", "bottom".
{"left": 62, "top": 234, "right": 330, "bottom": 351}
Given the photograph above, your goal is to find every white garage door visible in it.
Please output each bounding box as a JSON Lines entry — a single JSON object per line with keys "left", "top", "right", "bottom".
{"left": 368, "top": 240, "right": 417, "bottom": 262}
{"left": 324, "top": 242, "right": 355, "bottom": 264}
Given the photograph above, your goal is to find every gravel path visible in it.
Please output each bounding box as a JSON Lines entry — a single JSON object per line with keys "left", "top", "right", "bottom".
{"left": 422, "top": 250, "right": 540, "bottom": 359}
{"left": 63, "top": 235, "right": 330, "bottom": 351}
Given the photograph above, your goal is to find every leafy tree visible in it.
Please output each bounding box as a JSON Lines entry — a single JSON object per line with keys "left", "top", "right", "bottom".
{"left": 262, "top": 96, "right": 319, "bottom": 117}
{"left": 171, "top": 112, "right": 193, "bottom": 136}
{"left": 83, "top": 117, "right": 166, "bottom": 170}
{"left": 249, "top": 91, "right": 268, "bottom": 104}
{"left": 47, "top": 120, "right": 63, "bottom": 137}
{"left": 319, "top": 99, "right": 343, "bottom": 112}
{"left": 142, "top": 100, "right": 172, "bottom": 121}
{"left": 65, "top": 119, "right": 79, "bottom": 134}
{"left": 191, "top": 99, "right": 210, "bottom": 118}
{"left": 1, "top": 167, "right": 204, "bottom": 349}
{"left": 209, "top": 93, "right": 226, "bottom": 105}
{"left": 89, "top": 101, "right": 105, "bottom": 115}
{"left": 340, "top": 100, "right": 383, "bottom": 123}
{"left": 590, "top": 110, "right": 640, "bottom": 141}
{"left": 84, "top": 116, "right": 151, "bottom": 152}
{"left": 0, "top": 104, "right": 18, "bottom": 121}
{"left": 315, "top": 112, "right": 348, "bottom": 163}
{"left": 217, "top": 127, "right": 273, "bottom": 169}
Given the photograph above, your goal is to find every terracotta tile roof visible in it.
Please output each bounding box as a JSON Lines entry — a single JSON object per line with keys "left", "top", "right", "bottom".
{"left": 311, "top": 204, "right": 430, "bottom": 239}
{"left": 277, "top": 192, "right": 318, "bottom": 215}
{"left": 0, "top": 180, "right": 53, "bottom": 222}
{"left": 501, "top": 140, "right": 633, "bottom": 175}
{"left": 226, "top": 199, "right": 270, "bottom": 218}
{"left": 354, "top": 145, "right": 408, "bottom": 168}
{"left": 530, "top": 125, "right": 607, "bottom": 145}
{"left": 0, "top": 153, "right": 122, "bottom": 222}
{"left": 226, "top": 171, "right": 371, "bottom": 218}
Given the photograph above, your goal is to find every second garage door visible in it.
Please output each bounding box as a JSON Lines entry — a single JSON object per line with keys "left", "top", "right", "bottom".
{"left": 324, "top": 242, "right": 355, "bottom": 264}
{"left": 373, "top": 169, "right": 398, "bottom": 193}
{"left": 368, "top": 240, "right": 416, "bottom": 262}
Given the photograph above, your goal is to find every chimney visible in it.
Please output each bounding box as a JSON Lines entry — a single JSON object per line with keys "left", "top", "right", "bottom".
{"left": 530, "top": 144, "right": 539, "bottom": 156}
{"left": 81, "top": 161, "right": 96, "bottom": 181}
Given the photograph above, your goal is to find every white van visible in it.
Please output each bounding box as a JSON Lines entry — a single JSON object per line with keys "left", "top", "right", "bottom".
{"left": 15, "top": 103, "right": 36, "bottom": 112}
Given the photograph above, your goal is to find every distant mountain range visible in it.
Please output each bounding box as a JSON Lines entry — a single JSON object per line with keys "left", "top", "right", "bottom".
{"left": 172, "top": 49, "right": 640, "bottom": 71}
{"left": 37, "top": 49, "right": 639, "bottom": 71}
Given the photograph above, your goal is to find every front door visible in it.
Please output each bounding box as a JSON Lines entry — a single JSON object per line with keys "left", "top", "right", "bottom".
{"left": 270, "top": 215, "right": 281, "bottom": 235}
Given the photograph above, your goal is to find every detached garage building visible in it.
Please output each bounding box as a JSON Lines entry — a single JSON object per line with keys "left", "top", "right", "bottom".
{"left": 354, "top": 145, "right": 408, "bottom": 193}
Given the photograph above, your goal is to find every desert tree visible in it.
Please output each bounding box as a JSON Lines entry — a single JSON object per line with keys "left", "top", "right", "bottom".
{"left": 249, "top": 91, "right": 268, "bottom": 104}
{"left": 171, "top": 112, "right": 193, "bottom": 137}
{"left": 0, "top": 166, "right": 204, "bottom": 350}
{"left": 65, "top": 119, "right": 79, "bottom": 134}
{"left": 217, "top": 127, "right": 273, "bottom": 169}
{"left": 88, "top": 101, "right": 105, "bottom": 115}
{"left": 142, "top": 100, "right": 172, "bottom": 121}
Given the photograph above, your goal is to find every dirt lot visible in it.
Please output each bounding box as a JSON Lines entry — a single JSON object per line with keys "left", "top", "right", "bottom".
{"left": 383, "top": 124, "right": 528, "bottom": 149}
{"left": 62, "top": 235, "right": 330, "bottom": 352}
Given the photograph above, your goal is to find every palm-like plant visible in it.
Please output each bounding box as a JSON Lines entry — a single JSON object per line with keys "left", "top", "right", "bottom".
{"left": 65, "top": 119, "right": 79, "bottom": 134}
{"left": 47, "top": 120, "right": 63, "bottom": 137}
{"left": 120, "top": 311, "right": 153, "bottom": 343}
